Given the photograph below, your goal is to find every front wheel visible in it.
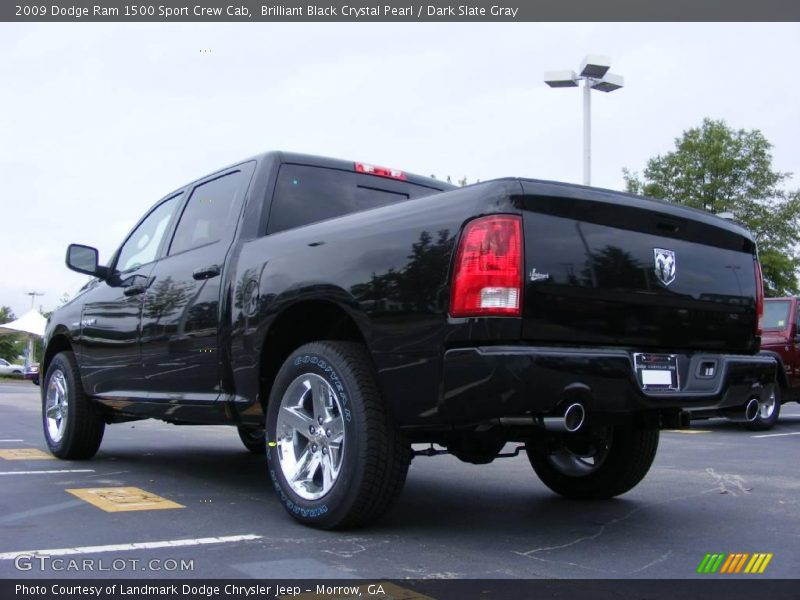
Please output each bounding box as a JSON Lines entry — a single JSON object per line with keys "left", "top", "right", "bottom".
{"left": 527, "top": 425, "right": 659, "bottom": 500}
{"left": 237, "top": 427, "right": 266, "bottom": 454}
{"left": 745, "top": 387, "right": 781, "bottom": 431}
{"left": 42, "top": 351, "right": 105, "bottom": 459}
{"left": 266, "top": 341, "right": 410, "bottom": 529}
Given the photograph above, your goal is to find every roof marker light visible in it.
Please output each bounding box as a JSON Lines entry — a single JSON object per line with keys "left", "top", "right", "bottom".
{"left": 355, "top": 162, "right": 406, "bottom": 180}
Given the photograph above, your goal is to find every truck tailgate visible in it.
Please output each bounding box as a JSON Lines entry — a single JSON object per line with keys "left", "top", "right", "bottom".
{"left": 519, "top": 187, "right": 759, "bottom": 353}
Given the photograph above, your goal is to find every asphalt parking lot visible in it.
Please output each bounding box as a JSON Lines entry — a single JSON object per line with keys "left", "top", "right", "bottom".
{"left": 0, "top": 380, "right": 798, "bottom": 580}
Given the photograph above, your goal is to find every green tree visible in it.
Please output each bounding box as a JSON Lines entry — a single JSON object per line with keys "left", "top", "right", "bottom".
{"left": 0, "top": 306, "right": 22, "bottom": 363}
{"left": 623, "top": 118, "right": 799, "bottom": 296}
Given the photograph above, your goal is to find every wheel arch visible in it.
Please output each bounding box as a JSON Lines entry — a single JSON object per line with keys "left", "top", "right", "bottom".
{"left": 258, "top": 299, "right": 370, "bottom": 411}
{"left": 42, "top": 330, "right": 74, "bottom": 380}
{"left": 760, "top": 350, "right": 789, "bottom": 399}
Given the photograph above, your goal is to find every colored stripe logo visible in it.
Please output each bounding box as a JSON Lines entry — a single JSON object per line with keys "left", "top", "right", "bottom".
{"left": 697, "top": 553, "right": 773, "bottom": 574}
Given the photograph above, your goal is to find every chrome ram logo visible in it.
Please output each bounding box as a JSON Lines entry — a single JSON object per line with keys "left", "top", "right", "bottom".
{"left": 653, "top": 248, "right": 676, "bottom": 286}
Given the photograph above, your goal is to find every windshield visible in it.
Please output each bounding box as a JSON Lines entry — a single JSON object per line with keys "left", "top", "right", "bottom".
{"left": 762, "top": 300, "right": 791, "bottom": 330}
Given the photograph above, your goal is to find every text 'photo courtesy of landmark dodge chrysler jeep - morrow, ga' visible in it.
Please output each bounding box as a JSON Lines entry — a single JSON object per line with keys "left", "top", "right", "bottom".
{"left": 42, "top": 151, "right": 777, "bottom": 529}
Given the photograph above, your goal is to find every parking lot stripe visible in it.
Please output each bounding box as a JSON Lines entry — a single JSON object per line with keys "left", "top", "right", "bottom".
{"left": 66, "top": 486, "right": 184, "bottom": 512}
{"left": 0, "top": 439, "right": 24, "bottom": 442}
{"left": 0, "top": 448, "right": 54, "bottom": 460}
{"left": 0, "top": 534, "right": 263, "bottom": 560}
{"left": 751, "top": 431, "right": 800, "bottom": 438}
{"left": 664, "top": 429, "right": 711, "bottom": 434}
{"left": 0, "top": 469, "right": 95, "bottom": 476}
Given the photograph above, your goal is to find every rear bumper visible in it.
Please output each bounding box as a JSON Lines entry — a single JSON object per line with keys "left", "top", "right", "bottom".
{"left": 442, "top": 346, "right": 777, "bottom": 423}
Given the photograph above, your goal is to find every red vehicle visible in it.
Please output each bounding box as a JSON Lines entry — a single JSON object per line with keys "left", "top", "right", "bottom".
{"left": 756, "top": 297, "right": 800, "bottom": 429}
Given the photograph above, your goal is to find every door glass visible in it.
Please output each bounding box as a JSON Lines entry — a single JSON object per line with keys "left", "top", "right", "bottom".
{"left": 796, "top": 305, "right": 800, "bottom": 335}
{"left": 762, "top": 300, "right": 791, "bottom": 330}
{"left": 116, "top": 195, "right": 181, "bottom": 272}
{"left": 169, "top": 171, "right": 244, "bottom": 256}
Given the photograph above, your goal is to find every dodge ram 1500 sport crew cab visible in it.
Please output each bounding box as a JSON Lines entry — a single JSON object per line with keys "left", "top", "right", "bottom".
{"left": 43, "top": 151, "right": 777, "bottom": 529}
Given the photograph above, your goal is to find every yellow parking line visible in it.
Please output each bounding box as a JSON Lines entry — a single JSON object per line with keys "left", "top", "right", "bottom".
{"left": 663, "top": 430, "right": 711, "bottom": 434}
{"left": 0, "top": 449, "right": 54, "bottom": 460}
{"left": 66, "top": 487, "right": 184, "bottom": 512}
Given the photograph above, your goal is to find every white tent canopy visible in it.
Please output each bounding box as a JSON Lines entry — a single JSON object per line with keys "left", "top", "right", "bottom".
{"left": 0, "top": 309, "right": 47, "bottom": 337}
{"left": 0, "top": 309, "right": 47, "bottom": 371}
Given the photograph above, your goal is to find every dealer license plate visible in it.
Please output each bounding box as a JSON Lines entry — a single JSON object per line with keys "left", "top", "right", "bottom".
{"left": 634, "top": 353, "right": 679, "bottom": 391}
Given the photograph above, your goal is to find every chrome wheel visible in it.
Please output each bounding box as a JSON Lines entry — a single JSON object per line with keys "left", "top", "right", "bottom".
{"left": 45, "top": 369, "right": 69, "bottom": 443}
{"left": 758, "top": 391, "right": 777, "bottom": 420}
{"left": 546, "top": 431, "right": 612, "bottom": 478}
{"left": 275, "top": 373, "right": 345, "bottom": 501}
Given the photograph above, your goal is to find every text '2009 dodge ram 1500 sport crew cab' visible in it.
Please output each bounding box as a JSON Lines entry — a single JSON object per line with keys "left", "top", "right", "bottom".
{"left": 42, "top": 151, "right": 777, "bottom": 528}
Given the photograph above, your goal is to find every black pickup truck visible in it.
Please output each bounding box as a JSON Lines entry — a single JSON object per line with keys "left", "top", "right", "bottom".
{"left": 42, "top": 151, "right": 777, "bottom": 528}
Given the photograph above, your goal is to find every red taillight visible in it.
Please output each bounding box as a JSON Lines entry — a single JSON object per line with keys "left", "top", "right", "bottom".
{"left": 450, "top": 215, "right": 523, "bottom": 317}
{"left": 755, "top": 259, "right": 764, "bottom": 336}
{"left": 354, "top": 162, "right": 406, "bottom": 180}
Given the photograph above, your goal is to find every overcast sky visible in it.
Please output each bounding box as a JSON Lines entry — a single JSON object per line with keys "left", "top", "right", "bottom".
{"left": 1, "top": 22, "right": 798, "bottom": 317}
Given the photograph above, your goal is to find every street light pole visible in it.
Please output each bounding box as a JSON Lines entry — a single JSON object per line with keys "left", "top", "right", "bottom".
{"left": 545, "top": 55, "right": 624, "bottom": 187}
{"left": 583, "top": 78, "right": 591, "bottom": 186}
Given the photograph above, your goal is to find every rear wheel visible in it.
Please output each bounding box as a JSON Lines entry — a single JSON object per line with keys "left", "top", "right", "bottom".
{"left": 237, "top": 427, "right": 266, "bottom": 454}
{"left": 42, "top": 351, "right": 105, "bottom": 459}
{"left": 527, "top": 425, "right": 659, "bottom": 500}
{"left": 266, "top": 341, "right": 410, "bottom": 529}
{"left": 745, "top": 387, "right": 781, "bottom": 431}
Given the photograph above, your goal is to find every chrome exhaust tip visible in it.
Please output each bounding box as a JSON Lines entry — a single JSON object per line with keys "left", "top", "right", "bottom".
{"left": 542, "top": 403, "right": 585, "bottom": 433}
{"left": 745, "top": 397, "right": 759, "bottom": 422}
{"left": 721, "top": 397, "right": 760, "bottom": 423}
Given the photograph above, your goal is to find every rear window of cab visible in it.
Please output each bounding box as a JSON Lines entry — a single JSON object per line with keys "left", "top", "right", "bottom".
{"left": 267, "top": 164, "right": 440, "bottom": 234}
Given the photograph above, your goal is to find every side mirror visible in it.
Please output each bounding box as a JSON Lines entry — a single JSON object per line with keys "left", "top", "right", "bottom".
{"left": 66, "top": 244, "right": 108, "bottom": 279}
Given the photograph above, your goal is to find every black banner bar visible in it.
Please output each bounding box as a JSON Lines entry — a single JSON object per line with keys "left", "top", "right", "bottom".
{"left": 3, "top": 580, "right": 800, "bottom": 600}
{"left": 3, "top": 0, "right": 800, "bottom": 22}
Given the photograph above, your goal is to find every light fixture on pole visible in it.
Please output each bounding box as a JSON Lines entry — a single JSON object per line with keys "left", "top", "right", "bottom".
{"left": 25, "top": 291, "right": 44, "bottom": 309}
{"left": 544, "top": 55, "right": 624, "bottom": 186}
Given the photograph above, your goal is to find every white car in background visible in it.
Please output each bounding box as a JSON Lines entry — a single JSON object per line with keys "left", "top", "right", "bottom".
{"left": 0, "top": 358, "right": 24, "bottom": 375}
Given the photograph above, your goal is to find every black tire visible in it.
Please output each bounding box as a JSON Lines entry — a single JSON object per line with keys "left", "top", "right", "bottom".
{"left": 237, "top": 427, "right": 266, "bottom": 454}
{"left": 527, "top": 426, "right": 659, "bottom": 500}
{"left": 745, "top": 386, "right": 781, "bottom": 431}
{"left": 42, "top": 351, "right": 105, "bottom": 459}
{"left": 266, "top": 341, "right": 410, "bottom": 529}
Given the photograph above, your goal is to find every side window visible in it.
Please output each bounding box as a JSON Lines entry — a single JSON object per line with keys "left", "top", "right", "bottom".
{"left": 169, "top": 171, "right": 244, "bottom": 256}
{"left": 115, "top": 195, "right": 181, "bottom": 272}
{"left": 267, "top": 165, "right": 409, "bottom": 234}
